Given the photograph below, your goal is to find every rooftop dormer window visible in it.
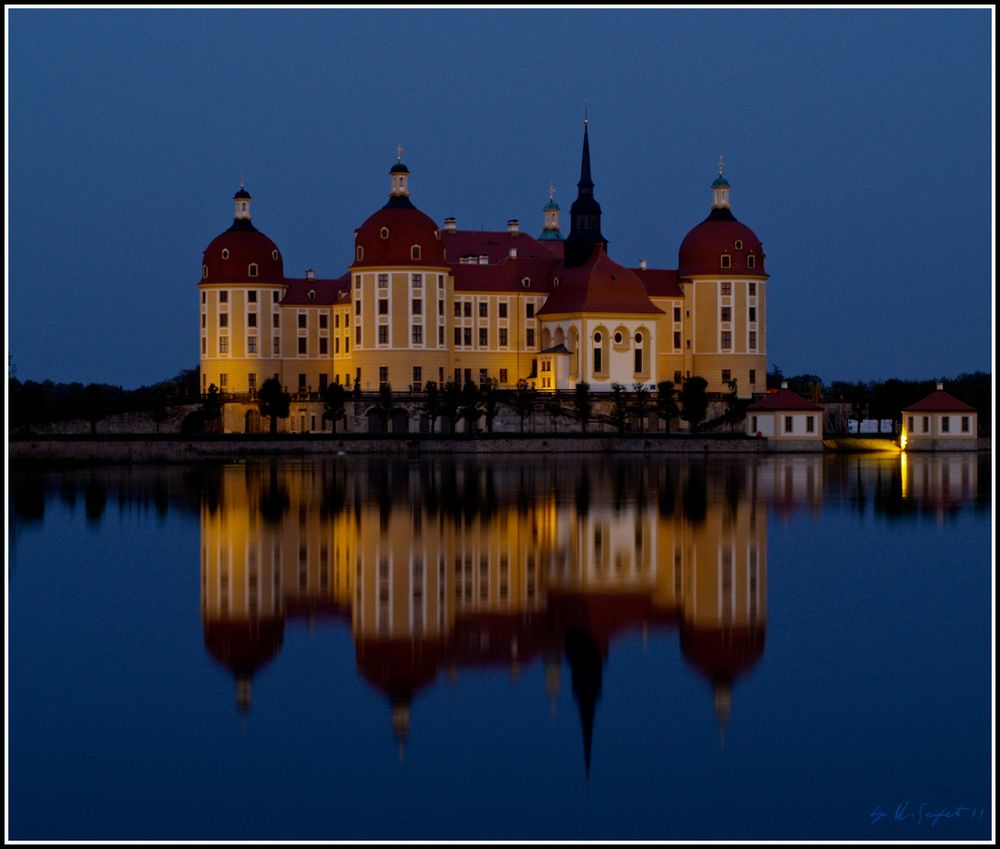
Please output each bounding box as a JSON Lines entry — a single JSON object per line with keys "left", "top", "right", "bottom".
{"left": 248, "top": 263, "right": 258, "bottom": 277}
{"left": 411, "top": 245, "right": 421, "bottom": 260}
{"left": 747, "top": 255, "right": 756, "bottom": 269}
{"left": 221, "top": 248, "right": 230, "bottom": 260}
{"left": 721, "top": 254, "right": 732, "bottom": 269}
{"left": 356, "top": 246, "right": 364, "bottom": 262}
{"left": 380, "top": 227, "right": 390, "bottom": 240}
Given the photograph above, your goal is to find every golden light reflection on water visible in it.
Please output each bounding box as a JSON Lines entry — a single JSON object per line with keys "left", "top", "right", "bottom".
{"left": 190, "top": 453, "right": 983, "bottom": 765}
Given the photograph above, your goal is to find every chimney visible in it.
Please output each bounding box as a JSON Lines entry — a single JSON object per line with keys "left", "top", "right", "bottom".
{"left": 936, "top": 381, "right": 944, "bottom": 391}
{"left": 507, "top": 218, "right": 520, "bottom": 236}
{"left": 478, "top": 255, "right": 488, "bottom": 265}
{"left": 639, "top": 259, "right": 648, "bottom": 271}
{"left": 443, "top": 217, "right": 457, "bottom": 234}
{"left": 781, "top": 381, "right": 789, "bottom": 389}
{"left": 509, "top": 247, "right": 518, "bottom": 259}
{"left": 306, "top": 268, "right": 315, "bottom": 280}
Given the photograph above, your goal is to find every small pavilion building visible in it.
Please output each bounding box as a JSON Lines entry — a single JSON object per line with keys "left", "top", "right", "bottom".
{"left": 901, "top": 383, "right": 979, "bottom": 451}
{"left": 747, "top": 382, "right": 824, "bottom": 450}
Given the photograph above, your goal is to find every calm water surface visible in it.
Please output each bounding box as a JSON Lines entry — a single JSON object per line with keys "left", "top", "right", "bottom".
{"left": 8, "top": 453, "right": 993, "bottom": 841}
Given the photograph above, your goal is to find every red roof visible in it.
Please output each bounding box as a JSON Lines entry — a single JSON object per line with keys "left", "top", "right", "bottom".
{"left": 903, "top": 388, "right": 977, "bottom": 413}
{"left": 351, "top": 204, "right": 446, "bottom": 268}
{"left": 678, "top": 215, "right": 766, "bottom": 278}
{"left": 747, "top": 388, "right": 823, "bottom": 411}
{"left": 632, "top": 267, "right": 683, "bottom": 298}
{"left": 536, "top": 246, "right": 664, "bottom": 317}
{"left": 679, "top": 623, "right": 765, "bottom": 681}
{"left": 201, "top": 223, "right": 285, "bottom": 284}
{"left": 443, "top": 229, "right": 562, "bottom": 265}
{"left": 281, "top": 274, "right": 350, "bottom": 306}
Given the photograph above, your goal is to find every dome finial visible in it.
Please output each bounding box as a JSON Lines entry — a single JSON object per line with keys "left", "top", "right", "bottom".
{"left": 240, "top": 171, "right": 246, "bottom": 190}
{"left": 396, "top": 142, "right": 404, "bottom": 163}
{"left": 718, "top": 155, "right": 725, "bottom": 177}
{"left": 549, "top": 182, "right": 556, "bottom": 200}
{"left": 584, "top": 100, "right": 589, "bottom": 126}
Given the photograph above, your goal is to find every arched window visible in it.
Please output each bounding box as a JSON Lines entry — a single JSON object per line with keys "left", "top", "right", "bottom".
{"left": 521, "top": 277, "right": 531, "bottom": 289}
{"left": 593, "top": 332, "right": 603, "bottom": 375}
{"left": 248, "top": 263, "right": 258, "bottom": 277}
{"left": 356, "top": 245, "right": 364, "bottom": 262}
{"left": 747, "top": 255, "right": 756, "bottom": 269}
{"left": 721, "top": 254, "right": 732, "bottom": 269}
{"left": 411, "top": 244, "right": 421, "bottom": 260}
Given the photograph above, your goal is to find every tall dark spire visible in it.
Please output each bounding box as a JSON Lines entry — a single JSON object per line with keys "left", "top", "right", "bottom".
{"left": 564, "top": 119, "right": 608, "bottom": 267}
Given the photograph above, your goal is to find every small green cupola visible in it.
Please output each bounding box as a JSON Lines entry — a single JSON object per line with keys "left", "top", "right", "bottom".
{"left": 712, "top": 156, "right": 732, "bottom": 210}
{"left": 539, "top": 184, "right": 564, "bottom": 241}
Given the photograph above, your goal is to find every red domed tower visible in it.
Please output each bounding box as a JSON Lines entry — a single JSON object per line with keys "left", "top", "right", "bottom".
{"left": 348, "top": 148, "right": 451, "bottom": 392}
{"left": 675, "top": 159, "right": 769, "bottom": 397}
{"left": 198, "top": 180, "right": 288, "bottom": 401}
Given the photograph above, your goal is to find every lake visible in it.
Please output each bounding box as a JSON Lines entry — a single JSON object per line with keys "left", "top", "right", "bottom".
{"left": 7, "top": 452, "right": 993, "bottom": 841}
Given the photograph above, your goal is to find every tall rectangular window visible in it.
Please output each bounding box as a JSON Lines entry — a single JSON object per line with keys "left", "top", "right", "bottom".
{"left": 722, "top": 369, "right": 731, "bottom": 384}
{"left": 526, "top": 303, "right": 535, "bottom": 318}
{"left": 749, "top": 369, "right": 756, "bottom": 385}
{"left": 378, "top": 273, "right": 388, "bottom": 286}
{"left": 412, "top": 325, "right": 423, "bottom": 344}
{"left": 412, "top": 299, "right": 422, "bottom": 315}
{"left": 273, "top": 337, "right": 280, "bottom": 355}
{"left": 784, "top": 416, "right": 794, "bottom": 433}
{"left": 248, "top": 336, "right": 257, "bottom": 354}
{"left": 499, "top": 328, "right": 508, "bottom": 346}
{"left": 526, "top": 329, "right": 535, "bottom": 347}
{"left": 479, "top": 328, "right": 488, "bottom": 346}
{"left": 378, "top": 299, "right": 389, "bottom": 315}
{"left": 923, "top": 416, "right": 929, "bottom": 432}
{"left": 594, "top": 347, "right": 602, "bottom": 374}
{"left": 454, "top": 327, "right": 462, "bottom": 345}
{"left": 273, "top": 313, "right": 280, "bottom": 328}
{"left": 673, "top": 331, "right": 681, "bottom": 348}
{"left": 721, "top": 307, "right": 731, "bottom": 322}
{"left": 454, "top": 302, "right": 462, "bottom": 317}
{"left": 219, "top": 313, "right": 228, "bottom": 328}
{"left": 298, "top": 338, "right": 307, "bottom": 354}
{"left": 319, "top": 338, "right": 328, "bottom": 354}
{"left": 673, "top": 306, "right": 681, "bottom": 322}
{"left": 942, "top": 416, "right": 950, "bottom": 433}
{"left": 499, "top": 369, "right": 508, "bottom": 384}
{"left": 378, "top": 326, "right": 389, "bottom": 344}
{"left": 499, "top": 302, "right": 508, "bottom": 318}
{"left": 961, "top": 416, "right": 970, "bottom": 433}
{"left": 749, "top": 331, "right": 757, "bottom": 349}
{"left": 463, "top": 328, "right": 472, "bottom": 346}
{"left": 479, "top": 302, "right": 488, "bottom": 318}
{"left": 463, "top": 302, "right": 472, "bottom": 317}
{"left": 412, "top": 273, "right": 422, "bottom": 287}
{"left": 749, "top": 282, "right": 756, "bottom": 296}
{"left": 219, "top": 336, "right": 228, "bottom": 354}
{"left": 298, "top": 313, "right": 307, "bottom": 329}
{"left": 248, "top": 313, "right": 257, "bottom": 327}
{"left": 721, "top": 282, "right": 732, "bottom": 295}
{"left": 749, "top": 306, "right": 757, "bottom": 322}
{"left": 806, "top": 416, "right": 815, "bottom": 433}
{"left": 379, "top": 367, "right": 388, "bottom": 386}
{"left": 248, "top": 373, "right": 257, "bottom": 391}
{"left": 438, "top": 327, "right": 444, "bottom": 345}
{"left": 721, "top": 331, "right": 732, "bottom": 349}
{"left": 319, "top": 314, "right": 327, "bottom": 329}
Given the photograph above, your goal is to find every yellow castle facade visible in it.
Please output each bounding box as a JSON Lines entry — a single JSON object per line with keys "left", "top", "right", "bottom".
{"left": 197, "top": 127, "right": 769, "bottom": 432}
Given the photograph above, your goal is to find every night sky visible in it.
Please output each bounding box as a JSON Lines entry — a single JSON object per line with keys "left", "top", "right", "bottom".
{"left": 6, "top": 7, "right": 993, "bottom": 389}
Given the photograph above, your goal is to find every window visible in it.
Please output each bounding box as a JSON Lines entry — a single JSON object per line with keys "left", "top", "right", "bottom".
{"left": 749, "top": 282, "right": 756, "bottom": 296}
{"left": 345, "top": 338, "right": 350, "bottom": 353}
{"left": 526, "top": 329, "right": 535, "bottom": 347}
{"left": 722, "top": 369, "right": 731, "bottom": 384}
{"left": 593, "top": 345, "right": 602, "bottom": 375}
{"left": 747, "top": 256, "right": 756, "bottom": 269}
{"left": 721, "top": 282, "right": 732, "bottom": 295}
{"left": 378, "top": 299, "right": 389, "bottom": 315}
{"left": 345, "top": 313, "right": 350, "bottom": 327}
{"left": 248, "top": 263, "right": 258, "bottom": 277}
{"left": 479, "top": 369, "right": 488, "bottom": 385}
{"left": 453, "top": 302, "right": 462, "bottom": 317}
{"left": 201, "top": 314, "right": 206, "bottom": 329}
{"left": 298, "top": 338, "right": 307, "bottom": 354}
{"left": 438, "top": 300, "right": 444, "bottom": 315}
{"left": 463, "top": 328, "right": 472, "bottom": 346}
{"left": 412, "top": 366, "right": 422, "bottom": 383}
{"left": 438, "top": 327, "right": 444, "bottom": 345}
{"left": 784, "top": 416, "right": 794, "bottom": 433}
{"left": 380, "top": 226, "right": 390, "bottom": 239}
{"left": 499, "top": 303, "right": 508, "bottom": 318}
{"left": 454, "top": 327, "right": 462, "bottom": 345}
{"left": 413, "top": 273, "right": 422, "bottom": 286}
{"left": 499, "top": 328, "right": 508, "bottom": 346}
{"left": 412, "top": 299, "right": 422, "bottom": 315}
{"left": 354, "top": 275, "right": 361, "bottom": 290}
{"left": 751, "top": 416, "right": 758, "bottom": 432}
{"left": 273, "top": 313, "right": 280, "bottom": 328}
{"left": 248, "top": 373, "right": 257, "bottom": 391}
{"left": 721, "top": 331, "right": 732, "bottom": 349}
{"left": 298, "top": 313, "right": 307, "bottom": 329}
{"left": 479, "top": 302, "right": 488, "bottom": 318}
{"left": 479, "top": 328, "right": 488, "bottom": 346}
{"left": 749, "top": 331, "right": 757, "bottom": 349}
{"left": 274, "top": 337, "right": 281, "bottom": 355}
{"left": 614, "top": 331, "right": 623, "bottom": 345}
{"left": 335, "top": 338, "right": 340, "bottom": 354}
{"left": 219, "top": 313, "right": 228, "bottom": 328}
{"left": 673, "top": 331, "right": 681, "bottom": 348}
{"left": 221, "top": 249, "right": 230, "bottom": 261}
{"left": 356, "top": 246, "right": 364, "bottom": 261}
{"left": 634, "top": 347, "right": 643, "bottom": 374}
{"left": 720, "top": 254, "right": 731, "bottom": 269}
{"left": 319, "top": 338, "right": 328, "bottom": 354}
{"left": 219, "top": 373, "right": 228, "bottom": 388}
{"left": 721, "top": 307, "right": 731, "bottom": 322}
{"left": 734, "top": 239, "right": 743, "bottom": 251}
{"left": 248, "top": 336, "right": 257, "bottom": 353}
{"left": 673, "top": 307, "right": 681, "bottom": 322}
{"left": 674, "top": 371, "right": 682, "bottom": 385}
{"left": 749, "top": 369, "right": 756, "bottom": 385}
{"left": 526, "top": 303, "right": 535, "bottom": 318}
{"left": 355, "top": 299, "right": 361, "bottom": 315}
{"left": 378, "top": 273, "right": 388, "bottom": 286}
{"left": 749, "top": 306, "right": 757, "bottom": 322}
{"left": 319, "top": 314, "right": 328, "bottom": 329}
{"left": 411, "top": 245, "right": 421, "bottom": 260}
{"left": 248, "top": 290, "right": 257, "bottom": 303}
{"left": 319, "top": 374, "right": 328, "bottom": 392}
{"left": 219, "top": 336, "right": 229, "bottom": 354}
{"left": 248, "top": 313, "right": 257, "bottom": 327}
{"left": 961, "top": 416, "right": 970, "bottom": 433}
{"left": 379, "top": 367, "right": 389, "bottom": 386}
{"left": 463, "top": 302, "right": 472, "bottom": 317}
{"left": 378, "top": 326, "right": 389, "bottom": 345}
{"left": 806, "top": 416, "right": 815, "bottom": 433}
{"left": 499, "top": 369, "right": 508, "bottom": 384}
{"left": 412, "top": 325, "right": 423, "bottom": 344}
{"left": 201, "top": 338, "right": 206, "bottom": 354}
{"left": 438, "top": 275, "right": 445, "bottom": 289}
{"left": 942, "top": 416, "right": 950, "bottom": 433}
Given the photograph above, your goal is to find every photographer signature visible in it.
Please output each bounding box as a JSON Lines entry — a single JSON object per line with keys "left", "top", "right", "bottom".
{"left": 870, "top": 801, "right": 986, "bottom": 827}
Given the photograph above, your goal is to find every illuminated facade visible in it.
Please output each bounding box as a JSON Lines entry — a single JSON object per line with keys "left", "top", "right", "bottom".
{"left": 900, "top": 382, "right": 979, "bottom": 450}
{"left": 197, "top": 126, "right": 769, "bottom": 432}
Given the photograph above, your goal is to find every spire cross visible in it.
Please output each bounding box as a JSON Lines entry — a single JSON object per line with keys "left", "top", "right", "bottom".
{"left": 240, "top": 171, "right": 246, "bottom": 189}
{"left": 718, "top": 155, "right": 725, "bottom": 176}
{"left": 584, "top": 100, "right": 589, "bottom": 126}
{"left": 549, "top": 182, "right": 556, "bottom": 200}
{"left": 396, "top": 142, "right": 404, "bottom": 162}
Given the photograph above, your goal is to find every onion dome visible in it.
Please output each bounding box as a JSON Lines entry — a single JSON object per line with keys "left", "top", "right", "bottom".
{"left": 201, "top": 181, "right": 285, "bottom": 284}
{"left": 678, "top": 160, "right": 766, "bottom": 278}
{"left": 203, "top": 617, "right": 285, "bottom": 713}
{"left": 351, "top": 155, "right": 445, "bottom": 268}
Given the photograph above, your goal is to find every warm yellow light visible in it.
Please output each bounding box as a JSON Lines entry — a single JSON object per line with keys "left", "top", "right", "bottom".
{"left": 900, "top": 451, "right": 909, "bottom": 498}
{"left": 899, "top": 430, "right": 908, "bottom": 451}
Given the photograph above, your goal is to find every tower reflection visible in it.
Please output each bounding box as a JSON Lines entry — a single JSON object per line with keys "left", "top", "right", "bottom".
{"left": 198, "top": 457, "right": 817, "bottom": 767}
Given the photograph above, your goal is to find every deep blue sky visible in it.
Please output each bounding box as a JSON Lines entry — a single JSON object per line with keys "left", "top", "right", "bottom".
{"left": 6, "top": 7, "right": 994, "bottom": 388}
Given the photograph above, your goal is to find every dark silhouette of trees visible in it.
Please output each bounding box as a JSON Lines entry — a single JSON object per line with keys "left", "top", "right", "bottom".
{"left": 441, "top": 381, "right": 462, "bottom": 433}
{"left": 655, "top": 381, "right": 679, "bottom": 433}
{"left": 630, "top": 381, "right": 652, "bottom": 433}
{"left": 679, "top": 376, "right": 709, "bottom": 433}
{"left": 258, "top": 377, "right": 290, "bottom": 434}
{"left": 513, "top": 379, "right": 535, "bottom": 433}
{"left": 82, "top": 383, "right": 111, "bottom": 434}
{"left": 574, "top": 382, "right": 592, "bottom": 432}
{"left": 545, "top": 392, "right": 564, "bottom": 432}
{"left": 481, "top": 378, "right": 501, "bottom": 432}
{"left": 322, "top": 382, "right": 348, "bottom": 433}
{"left": 420, "top": 380, "right": 443, "bottom": 433}
{"left": 459, "top": 381, "right": 483, "bottom": 434}
{"left": 608, "top": 382, "right": 629, "bottom": 433}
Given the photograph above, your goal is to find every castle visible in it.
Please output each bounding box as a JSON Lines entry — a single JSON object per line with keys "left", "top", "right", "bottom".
{"left": 197, "top": 123, "right": 769, "bottom": 432}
